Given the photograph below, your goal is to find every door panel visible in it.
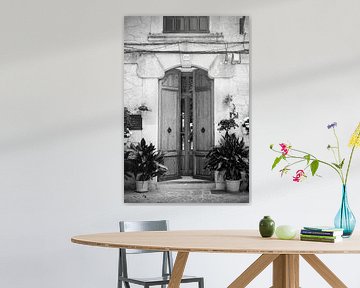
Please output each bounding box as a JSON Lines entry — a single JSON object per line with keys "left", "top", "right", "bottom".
{"left": 159, "top": 70, "right": 181, "bottom": 181}
{"left": 193, "top": 69, "right": 213, "bottom": 179}
{"left": 179, "top": 73, "right": 194, "bottom": 176}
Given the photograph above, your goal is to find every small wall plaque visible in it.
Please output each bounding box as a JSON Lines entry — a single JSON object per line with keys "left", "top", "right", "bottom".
{"left": 128, "top": 114, "right": 142, "bottom": 130}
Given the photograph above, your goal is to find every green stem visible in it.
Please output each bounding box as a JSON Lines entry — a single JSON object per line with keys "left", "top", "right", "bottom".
{"left": 284, "top": 159, "right": 306, "bottom": 168}
{"left": 332, "top": 128, "right": 345, "bottom": 181}
{"left": 291, "top": 148, "right": 317, "bottom": 159}
{"left": 333, "top": 128, "right": 342, "bottom": 164}
{"left": 273, "top": 147, "right": 344, "bottom": 183}
{"left": 330, "top": 148, "right": 338, "bottom": 164}
{"left": 345, "top": 145, "right": 356, "bottom": 185}
{"left": 282, "top": 154, "right": 344, "bottom": 182}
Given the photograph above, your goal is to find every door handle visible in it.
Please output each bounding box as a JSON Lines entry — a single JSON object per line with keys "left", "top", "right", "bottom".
{"left": 167, "top": 127, "right": 172, "bottom": 134}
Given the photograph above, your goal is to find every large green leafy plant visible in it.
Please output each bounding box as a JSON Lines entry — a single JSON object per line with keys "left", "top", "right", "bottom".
{"left": 127, "top": 138, "right": 168, "bottom": 181}
{"left": 218, "top": 133, "right": 249, "bottom": 180}
{"left": 205, "top": 144, "right": 227, "bottom": 172}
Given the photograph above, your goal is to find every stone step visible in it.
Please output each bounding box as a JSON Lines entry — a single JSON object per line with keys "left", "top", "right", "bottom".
{"left": 156, "top": 181, "right": 215, "bottom": 190}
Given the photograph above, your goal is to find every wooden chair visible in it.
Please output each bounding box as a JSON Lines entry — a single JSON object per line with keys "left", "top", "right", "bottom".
{"left": 118, "top": 220, "right": 204, "bottom": 288}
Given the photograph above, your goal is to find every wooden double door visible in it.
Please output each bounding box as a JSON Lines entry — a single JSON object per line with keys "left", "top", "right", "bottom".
{"left": 159, "top": 68, "right": 213, "bottom": 181}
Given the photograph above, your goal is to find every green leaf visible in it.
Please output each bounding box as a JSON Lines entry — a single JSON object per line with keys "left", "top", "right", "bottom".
{"left": 304, "top": 154, "right": 311, "bottom": 164}
{"left": 271, "top": 156, "right": 282, "bottom": 170}
{"left": 332, "top": 159, "right": 345, "bottom": 169}
{"left": 280, "top": 167, "right": 290, "bottom": 177}
{"left": 339, "top": 159, "right": 345, "bottom": 169}
{"left": 332, "top": 162, "right": 341, "bottom": 169}
{"left": 310, "top": 160, "right": 319, "bottom": 176}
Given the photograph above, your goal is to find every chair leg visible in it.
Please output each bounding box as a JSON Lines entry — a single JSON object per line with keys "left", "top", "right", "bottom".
{"left": 118, "top": 278, "right": 130, "bottom": 288}
{"left": 198, "top": 278, "right": 204, "bottom": 288}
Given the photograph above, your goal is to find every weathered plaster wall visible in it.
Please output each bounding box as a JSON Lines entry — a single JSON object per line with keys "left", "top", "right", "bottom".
{"left": 214, "top": 64, "right": 250, "bottom": 144}
{"left": 124, "top": 16, "right": 152, "bottom": 42}
{"left": 210, "top": 16, "right": 250, "bottom": 41}
{"left": 124, "top": 16, "right": 249, "bottom": 42}
{"left": 123, "top": 62, "right": 160, "bottom": 147}
{"left": 124, "top": 16, "right": 250, "bottom": 147}
{"left": 124, "top": 58, "right": 249, "bottom": 146}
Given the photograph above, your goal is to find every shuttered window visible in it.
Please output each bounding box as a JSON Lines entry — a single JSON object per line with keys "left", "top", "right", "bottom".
{"left": 163, "top": 16, "right": 209, "bottom": 33}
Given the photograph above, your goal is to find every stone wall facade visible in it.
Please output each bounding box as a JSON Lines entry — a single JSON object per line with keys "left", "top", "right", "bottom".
{"left": 124, "top": 16, "right": 250, "bottom": 147}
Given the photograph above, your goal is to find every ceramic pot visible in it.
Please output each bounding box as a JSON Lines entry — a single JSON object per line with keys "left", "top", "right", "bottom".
{"left": 225, "top": 179, "right": 241, "bottom": 193}
{"left": 214, "top": 170, "right": 226, "bottom": 190}
{"left": 259, "top": 216, "right": 275, "bottom": 238}
{"left": 135, "top": 180, "right": 149, "bottom": 193}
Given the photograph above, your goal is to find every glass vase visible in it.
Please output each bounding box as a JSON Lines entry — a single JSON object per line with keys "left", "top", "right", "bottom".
{"left": 334, "top": 185, "right": 356, "bottom": 237}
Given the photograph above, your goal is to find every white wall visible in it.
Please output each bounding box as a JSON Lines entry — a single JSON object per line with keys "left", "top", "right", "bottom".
{"left": 1, "top": 0, "right": 360, "bottom": 287}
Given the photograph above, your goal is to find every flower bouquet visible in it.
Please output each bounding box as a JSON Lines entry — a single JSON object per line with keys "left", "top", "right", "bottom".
{"left": 270, "top": 122, "right": 360, "bottom": 237}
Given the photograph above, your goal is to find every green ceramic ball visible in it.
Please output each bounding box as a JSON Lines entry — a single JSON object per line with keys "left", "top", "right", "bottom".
{"left": 275, "top": 225, "right": 297, "bottom": 240}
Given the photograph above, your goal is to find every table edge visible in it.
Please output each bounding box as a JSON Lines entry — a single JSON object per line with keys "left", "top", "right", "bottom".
{"left": 71, "top": 236, "right": 360, "bottom": 255}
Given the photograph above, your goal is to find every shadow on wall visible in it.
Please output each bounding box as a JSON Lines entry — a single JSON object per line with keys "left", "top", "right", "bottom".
{"left": 0, "top": 113, "right": 122, "bottom": 153}
{"left": 256, "top": 57, "right": 360, "bottom": 93}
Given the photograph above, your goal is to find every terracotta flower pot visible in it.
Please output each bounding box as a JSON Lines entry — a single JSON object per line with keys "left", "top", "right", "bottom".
{"left": 225, "top": 179, "right": 241, "bottom": 193}
{"left": 135, "top": 180, "right": 149, "bottom": 193}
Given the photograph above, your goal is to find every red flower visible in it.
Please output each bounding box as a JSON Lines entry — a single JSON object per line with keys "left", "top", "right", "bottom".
{"left": 279, "top": 143, "right": 289, "bottom": 155}
{"left": 293, "top": 170, "right": 306, "bottom": 182}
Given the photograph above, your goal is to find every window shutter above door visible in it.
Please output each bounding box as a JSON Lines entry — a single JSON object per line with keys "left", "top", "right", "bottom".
{"left": 163, "top": 16, "right": 209, "bottom": 33}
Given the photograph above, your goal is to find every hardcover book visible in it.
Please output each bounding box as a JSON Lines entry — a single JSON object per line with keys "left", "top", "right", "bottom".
{"left": 301, "top": 229, "right": 343, "bottom": 237}
{"left": 300, "top": 234, "right": 341, "bottom": 240}
{"left": 300, "top": 236, "right": 342, "bottom": 243}
{"left": 303, "top": 226, "right": 343, "bottom": 232}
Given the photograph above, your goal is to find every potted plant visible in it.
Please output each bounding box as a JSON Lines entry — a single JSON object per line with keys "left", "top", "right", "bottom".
{"left": 127, "top": 138, "right": 168, "bottom": 192}
{"left": 241, "top": 116, "right": 250, "bottom": 135}
{"left": 124, "top": 107, "right": 132, "bottom": 141}
{"left": 205, "top": 145, "right": 227, "bottom": 190}
{"left": 217, "top": 118, "right": 239, "bottom": 134}
{"left": 137, "top": 104, "right": 150, "bottom": 112}
{"left": 220, "top": 133, "right": 249, "bottom": 192}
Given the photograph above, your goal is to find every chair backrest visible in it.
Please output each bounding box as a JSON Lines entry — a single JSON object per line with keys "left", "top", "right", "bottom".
{"left": 119, "top": 220, "right": 169, "bottom": 254}
{"left": 120, "top": 220, "right": 168, "bottom": 232}
{"left": 118, "top": 220, "right": 173, "bottom": 284}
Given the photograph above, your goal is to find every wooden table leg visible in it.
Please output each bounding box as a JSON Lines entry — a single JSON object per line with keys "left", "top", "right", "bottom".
{"left": 168, "top": 252, "right": 189, "bottom": 288}
{"left": 228, "top": 254, "right": 279, "bottom": 288}
{"left": 301, "top": 254, "right": 347, "bottom": 288}
{"left": 272, "top": 254, "right": 299, "bottom": 288}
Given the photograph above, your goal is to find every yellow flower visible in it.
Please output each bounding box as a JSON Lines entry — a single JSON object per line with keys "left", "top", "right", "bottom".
{"left": 349, "top": 122, "right": 360, "bottom": 148}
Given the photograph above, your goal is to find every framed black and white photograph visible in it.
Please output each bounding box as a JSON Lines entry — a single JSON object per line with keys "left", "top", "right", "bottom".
{"left": 124, "top": 16, "right": 250, "bottom": 203}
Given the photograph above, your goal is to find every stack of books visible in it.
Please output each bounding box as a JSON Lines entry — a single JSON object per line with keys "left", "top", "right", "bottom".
{"left": 300, "top": 226, "right": 344, "bottom": 243}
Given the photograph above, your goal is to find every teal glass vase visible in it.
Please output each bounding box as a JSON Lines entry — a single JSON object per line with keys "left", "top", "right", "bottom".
{"left": 334, "top": 185, "right": 356, "bottom": 237}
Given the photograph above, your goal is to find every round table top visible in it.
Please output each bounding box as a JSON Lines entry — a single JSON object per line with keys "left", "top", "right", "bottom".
{"left": 71, "top": 230, "right": 360, "bottom": 254}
